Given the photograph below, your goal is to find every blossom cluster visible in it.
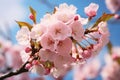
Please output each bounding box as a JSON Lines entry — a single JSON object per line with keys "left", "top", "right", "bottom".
{"left": 74, "top": 59, "right": 101, "bottom": 80}
{"left": 74, "top": 47, "right": 120, "bottom": 80}
{"left": 101, "top": 47, "right": 120, "bottom": 80}
{"left": 16, "top": 3, "right": 111, "bottom": 77}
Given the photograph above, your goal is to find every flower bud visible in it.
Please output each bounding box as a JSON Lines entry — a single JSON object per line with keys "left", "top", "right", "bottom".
{"left": 25, "top": 63, "right": 32, "bottom": 70}
{"left": 29, "top": 13, "right": 34, "bottom": 20}
{"left": 25, "top": 47, "right": 31, "bottom": 53}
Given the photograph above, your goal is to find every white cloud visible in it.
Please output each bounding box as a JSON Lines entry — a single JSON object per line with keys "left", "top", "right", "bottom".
{"left": 0, "top": 0, "right": 27, "bottom": 29}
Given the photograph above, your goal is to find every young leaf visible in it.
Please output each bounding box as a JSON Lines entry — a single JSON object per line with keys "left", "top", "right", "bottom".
{"left": 16, "top": 21, "right": 33, "bottom": 30}
{"left": 92, "top": 13, "right": 114, "bottom": 28}
{"left": 29, "top": 6, "right": 37, "bottom": 24}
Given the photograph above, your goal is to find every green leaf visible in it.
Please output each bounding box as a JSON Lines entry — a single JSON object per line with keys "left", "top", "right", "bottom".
{"left": 29, "top": 6, "right": 37, "bottom": 24}
{"left": 92, "top": 13, "right": 114, "bottom": 28}
{"left": 16, "top": 21, "right": 33, "bottom": 30}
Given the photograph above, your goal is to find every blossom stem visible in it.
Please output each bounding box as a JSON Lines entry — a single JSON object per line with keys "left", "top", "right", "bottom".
{"left": 0, "top": 61, "right": 28, "bottom": 80}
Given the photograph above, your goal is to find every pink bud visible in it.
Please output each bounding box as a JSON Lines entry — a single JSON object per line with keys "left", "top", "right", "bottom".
{"left": 114, "top": 14, "right": 120, "bottom": 19}
{"left": 29, "top": 14, "right": 34, "bottom": 20}
{"left": 25, "top": 47, "right": 31, "bottom": 53}
{"left": 82, "top": 50, "right": 91, "bottom": 59}
{"left": 74, "top": 16, "right": 79, "bottom": 21}
{"left": 84, "top": 3, "right": 99, "bottom": 17}
{"left": 112, "top": 54, "right": 120, "bottom": 60}
{"left": 25, "top": 63, "right": 32, "bottom": 70}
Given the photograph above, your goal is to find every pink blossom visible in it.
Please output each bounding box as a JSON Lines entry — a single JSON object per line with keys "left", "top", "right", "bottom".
{"left": 53, "top": 55, "right": 74, "bottom": 69}
{"left": 48, "top": 21, "right": 71, "bottom": 40}
{"left": 84, "top": 3, "right": 99, "bottom": 17}
{"left": 16, "top": 27, "right": 30, "bottom": 45}
{"left": 31, "top": 24, "right": 47, "bottom": 40}
{"left": 69, "top": 21, "right": 84, "bottom": 42}
{"left": 39, "top": 49, "right": 55, "bottom": 62}
{"left": 40, "top": 34, "right": 57, "bottom": 51}
{"left": 56, "top": 38, "right": 72, "bottom": 56}
{"left": 54, "top": 3, "right": 77, "bottom": 23}
{"left": 51, "top": 55, "right": 74, "bottom": 78}
{"left": 39, "top": 49, "right": 75, "bottom": 77}
{"left": 73, "top": 15, "right": 88, "bottom": 25}
{"left": 30, "top": 65, "right": 46, "bottom": 76}
{"left": 40, "top": 13, "right": 57, "bottom": 26}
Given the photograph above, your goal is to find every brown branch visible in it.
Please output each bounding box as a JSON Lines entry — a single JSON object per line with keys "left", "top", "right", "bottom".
{"left": 0, "top": 62, "right": 28, "bottom": 80}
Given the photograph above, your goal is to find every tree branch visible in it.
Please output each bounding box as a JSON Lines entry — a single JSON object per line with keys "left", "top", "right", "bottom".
{"left": 0, "top": 62, "right": 28, "bottom": 80}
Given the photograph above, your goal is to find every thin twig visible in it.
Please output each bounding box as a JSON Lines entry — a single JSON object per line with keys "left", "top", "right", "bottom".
{"left": 0, "top": 62, "right": 28, "bottom": 80}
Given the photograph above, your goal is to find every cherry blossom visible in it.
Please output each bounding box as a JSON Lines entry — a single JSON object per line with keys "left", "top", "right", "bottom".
{"left": 48, "top": 21, "right": 71, "bottom": 40}
{"left": 31, "top": 24, "right": 47, "bottom": 40}
{"left": 56, "top": 38, "right": 72, "bottom": 56}
{"left": 40, "top": 34, "right": 57, "bottom": 51}
{"left": 16, "top": 27, "right": 30, "bottom": 46}
{"left": 30, "top": 65, "right": 46, "bottom": 76}
{"left": 54, "top": 3, "right": 77, "bottom": 23}
{"left": 40, "top": 13, "right": 57, "bottom": 26}
{"left": 84, "top": 3, "right": 99, "bottom": 17}
{"left": 101, "top": 54, "right": 120, "bottom": 80}
{"left": 69, "top": 21, "right": 84, "bottom": 42}
{"left": 74, "top": 59, "right": 101, "bottom": 80}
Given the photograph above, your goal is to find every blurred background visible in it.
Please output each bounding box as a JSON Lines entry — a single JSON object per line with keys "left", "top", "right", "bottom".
{"left": 0, "top": 0, "right": 120, "bottom": 80}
